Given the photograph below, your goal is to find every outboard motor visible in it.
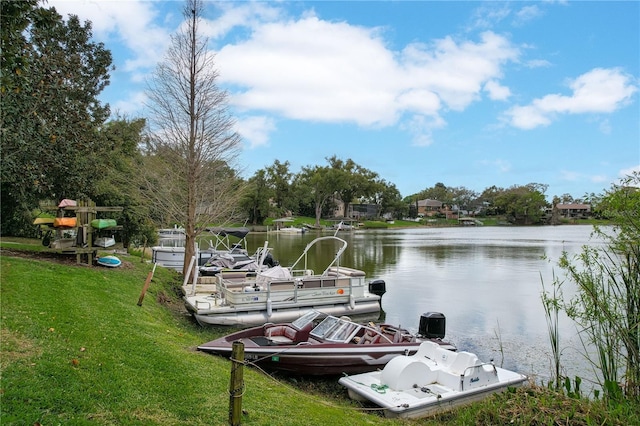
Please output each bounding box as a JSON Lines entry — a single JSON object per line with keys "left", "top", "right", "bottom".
{"left": 418, "top": 312, "right": 446, "bottom": 339}
{"left": 368, "top": 279, "right": 386, "bottom": 297}
{"left": 262, "top": 252, "right": 279, "bottom": 267}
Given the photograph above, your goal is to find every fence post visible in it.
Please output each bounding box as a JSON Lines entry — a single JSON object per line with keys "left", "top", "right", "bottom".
{"left": 229, "top": 341, "right": 245, "bottom": 425}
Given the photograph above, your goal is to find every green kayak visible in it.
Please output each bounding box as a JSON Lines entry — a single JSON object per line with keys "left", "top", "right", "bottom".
{"left": 91, "top": 218, "right": 117, "bottom": 229}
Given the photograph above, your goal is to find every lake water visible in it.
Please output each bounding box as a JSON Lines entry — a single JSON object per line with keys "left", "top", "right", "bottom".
{"left": 241, "top": 225, "right": 608, "bottom": 390}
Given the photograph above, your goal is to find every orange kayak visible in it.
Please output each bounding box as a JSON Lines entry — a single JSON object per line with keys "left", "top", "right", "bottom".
{"left": 53, "top": 217, "right": 77, "bottom": 228}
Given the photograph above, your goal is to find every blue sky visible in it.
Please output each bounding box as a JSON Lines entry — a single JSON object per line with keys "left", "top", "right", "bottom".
{"left": 49, "top": 1, "right": 639, "bottom": 200}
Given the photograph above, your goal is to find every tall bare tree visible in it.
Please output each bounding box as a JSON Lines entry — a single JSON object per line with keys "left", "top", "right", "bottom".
{"left": 144, "top": 0, "right": 242, "bottom": 275}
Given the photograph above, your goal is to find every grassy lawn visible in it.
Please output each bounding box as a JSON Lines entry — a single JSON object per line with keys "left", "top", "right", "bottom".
{"left": 1, "top": 239, "right": 636, "bottom": 425}
{"left": 1, "top": 248, "right": 382, "bottom": 425}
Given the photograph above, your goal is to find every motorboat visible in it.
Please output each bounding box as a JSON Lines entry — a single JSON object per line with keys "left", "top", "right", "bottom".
{"left": 271, "top": 218, "right": 307, "bottom": 233}
{"left": 198, "top": 310, "right": 455, "bottom": 375}
{"left": 182, "top": 235, "right": 386, "bottom": 327}
{"left": 338, "top": 340, "right": 528, "bottom": 419}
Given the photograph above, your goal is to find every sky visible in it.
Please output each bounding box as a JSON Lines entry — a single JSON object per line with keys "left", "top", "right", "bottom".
{"left": 48, "top": 0, "right": 639, "bottom": 200}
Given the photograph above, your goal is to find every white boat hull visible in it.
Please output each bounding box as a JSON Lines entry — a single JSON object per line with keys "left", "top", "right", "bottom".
{"left": 95, "top": 237, "right": 116, "bottom": 248}
{"left": 151, "top": 246, "right": 213, "bottom": 271}
{"left": 339, "top": 341, "right": 528, "bottom": 419}
{"left": 190, "top": 298, "right": 381, "bottom": 327}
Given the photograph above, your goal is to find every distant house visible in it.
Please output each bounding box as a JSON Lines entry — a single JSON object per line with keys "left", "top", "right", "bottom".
{"left": 331, "top": 199, "right": 379, "bottom": 220}
{"left": 417, "top": 199, "right": 443, "bottom": 217}
{"left": 348, "top": 203, "right": 379, "bottom": 220}
{"left": 556, "top": 203, "right": 591, "bottom": 218}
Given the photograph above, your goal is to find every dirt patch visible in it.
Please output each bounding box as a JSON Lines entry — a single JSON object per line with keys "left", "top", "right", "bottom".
{"left": 0, "top": 328, "right": 41, "bottom": 371}
{"left": 0, "top": 248, "right": 134, "bottom": 269}
{"left": 0, "top": 248, "right": 81, "bottom": 266}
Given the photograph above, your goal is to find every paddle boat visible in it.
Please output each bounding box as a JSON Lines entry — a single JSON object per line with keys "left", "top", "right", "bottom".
{"left": 198, "top": 310, "right": 455, "bottom": 375}
{"left": 182, "top": 235, "right": 385, "bottom": 327}
{"left": 338, "top": 340, "right": 528, "bottom": 419}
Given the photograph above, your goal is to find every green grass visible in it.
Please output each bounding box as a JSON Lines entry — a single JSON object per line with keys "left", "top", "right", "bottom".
{"left": 1, "top": 240, "right": 637, "bottom": 425}
{"left": 0, "top": 251, "right": 381, "bottom": 425}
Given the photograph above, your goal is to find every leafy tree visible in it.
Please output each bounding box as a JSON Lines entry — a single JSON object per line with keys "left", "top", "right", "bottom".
{"left": 143, "top": 0, "right": 242, "bottom": 275}
{"left": 449, "top": 186, "right": 479, "bottom": 213}
{"left": 295, "top": 165, "right": 341, "bottom": 227}
{"left": 549, "top": 195, "right": 562, "bottom": 225}
{"left": 0, "top": 0, "right": 40, "bottom": 91}
{"left": 94, "top": 117, "right": 156, "bottom": 247}
{"left": 326, "top": 156, "right": 378, "bottom": 217}
{"left": 478, "top": 185, "right": 504, "bottom": 215}
{"left": 1, "top": 1, "right": 112, "bottom": 235}
{"left": 367, "top": 179, "right": 405, "bottom": 219}
{"left": 559, "top": 193, "right": 575, "bottom": 203}
{"left": 493, "top": 183, "right": 548, "bottom": 224}
{"left": 240, "top": 170, "right": 271, "bottom": 225}
{"left": 264, "top": 160, "right": 294, "bottom": 215}
{"left": 417, "top": 182, "right": 452, "bottom": 205}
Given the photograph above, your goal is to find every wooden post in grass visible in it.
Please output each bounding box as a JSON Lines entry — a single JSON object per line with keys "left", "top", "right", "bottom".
{"left": 137, "top": 263, "right": 157, "bottom": 306}
{"left": 229, "top": 341, "right": 245, "bottom": 426}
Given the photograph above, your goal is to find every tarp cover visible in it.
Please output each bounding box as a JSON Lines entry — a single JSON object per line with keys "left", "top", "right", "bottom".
{"left": 58, "top": 199, "right": 77, "bottom": 208}
{"left": 256, "top": 265, "right": 292, "bottom": 286}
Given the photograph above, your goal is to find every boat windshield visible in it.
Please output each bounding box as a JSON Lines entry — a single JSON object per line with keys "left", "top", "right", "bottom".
{"left": 310, "top": 316, "right": 359, "bottom": 342}
{"left": 291, "top": 310, "right": 322, "bottom": 330}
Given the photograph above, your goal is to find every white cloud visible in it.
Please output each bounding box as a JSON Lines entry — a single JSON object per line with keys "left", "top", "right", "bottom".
{"left": 505, "top": 105, "right": 552, "bottom": 129}
{"left": 202, "top": 2, "right": 282, "bottom": 40}
{"left": 560, "top": 170, "right": 582, "bottom": 181}
{"left": 49, "top": 2, "right": 521, "bottom": 148}
{"left": 49, "top": 0, "right": 172, "bottom": 72}
{"left": 400, "top": 32, "right": 519, "bottom": 111}
{"left": 598, "top": 118, "right": 612, "bottom": 135}
{"left": 468, "top": 3, "right": 512, "bottom": 31}
{"left": 526, "top": 59, "right": 552, "bottom": 68}
{"left": 484, "top": 80, "right": 511, "bottom": 101}
{"left": 514, "top": 5, "right": 544, "bottom": 26}
{"left": 217, "top": 16, "right": 401, "bottom": 127}
{"left": 481, "top": 159, "right": 512, "bottom": 173}
{"left": 111, "top": 91, "right": 147, "bottom": 117}
{"left": 217, "top": 17, "right": 518, "bottom": 144}
{"left": 235, "top": 116, "right": 276, "bottom": 149}
{"left": 619, "top": 165, "right": 640, "bottom": 178}
{"left": 504, "top": 68, "right": 638, "bottom": 129}
{"left": 402, "top": 114, "right": 446, "bottom": 147}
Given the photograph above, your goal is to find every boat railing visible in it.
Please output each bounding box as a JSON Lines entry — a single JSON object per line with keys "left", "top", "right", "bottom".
{"left": 288, "top": 235, "right": 349, "bottom": 275}
{"left": 218, "top": 273, "right": 355, "bottom": 306}
{"left": 458, "top": 362, "right": 499, "bottom": 391}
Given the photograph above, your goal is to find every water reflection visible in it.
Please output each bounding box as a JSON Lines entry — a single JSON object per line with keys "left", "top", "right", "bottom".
{"left": 246, "top": 225, "right": 608, "bottom": 389}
